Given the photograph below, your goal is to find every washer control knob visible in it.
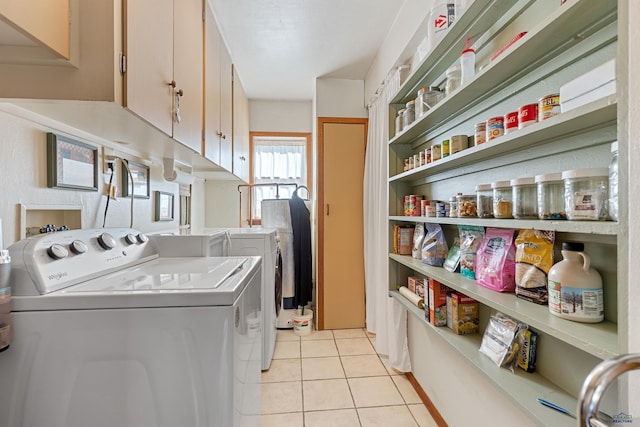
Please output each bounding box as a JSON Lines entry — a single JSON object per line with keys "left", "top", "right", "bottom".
{"left": 136, "top": 233, "right": 149, "bottom": 244}
{"left": 70, "top": 240, "right": 88, "bottom": 255}
{"left": 47, "top": 244, "right": 69, "bottom": 260}
{"left": 125, "top": 233, "right": 137, "bottom": 245}
{"left": 97, "top": 232, "right": 116, "bottom": 250}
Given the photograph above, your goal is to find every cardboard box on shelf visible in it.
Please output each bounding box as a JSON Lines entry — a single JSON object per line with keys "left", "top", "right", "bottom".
{"left": 394, "top": 225, "right": 415, "bottom": 255}
{"left": 451, "top": 292, "right": 479, "bottom": 335}
{"left": 428, "top": 278, "right": 450, "bottom": 326}
{"left": 407, "top": 276, "right": 423, "bottom": 293}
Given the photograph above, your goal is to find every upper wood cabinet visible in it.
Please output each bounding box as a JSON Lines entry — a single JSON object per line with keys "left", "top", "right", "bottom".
{"left": 0, "top": 0, "right": 70, "bottom": 60}
{"left": 204, "top": 4, "right": 233, "bottom": 172}
{"left": 124, "top": 0, "right": 203, "bottom": 152}
{"left": 232, "top": 66, "right": 250, "bottom": 183}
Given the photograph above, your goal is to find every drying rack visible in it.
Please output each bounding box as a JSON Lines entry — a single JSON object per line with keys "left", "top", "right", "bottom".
{"left": 237, "top": 183, "right": 311, "bottom": 227}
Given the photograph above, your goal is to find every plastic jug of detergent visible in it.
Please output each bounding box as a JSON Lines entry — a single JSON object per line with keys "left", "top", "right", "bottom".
{"left": 548, "top": 242, "right": 604, "bottom": 323}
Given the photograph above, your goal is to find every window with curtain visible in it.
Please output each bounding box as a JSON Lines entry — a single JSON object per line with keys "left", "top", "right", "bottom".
{"left": 252, "top": 135, "right": 308, "bottom": 219}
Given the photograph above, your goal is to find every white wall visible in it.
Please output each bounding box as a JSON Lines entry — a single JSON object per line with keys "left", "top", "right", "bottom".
{"left": 249, "top": 99, "right": 312, "bottom": 132}
{"left": 315, "top": 78, "right": 367, "bottom": 118}
{"left": 0, "top": 110, "right": 182, "bottom": 247}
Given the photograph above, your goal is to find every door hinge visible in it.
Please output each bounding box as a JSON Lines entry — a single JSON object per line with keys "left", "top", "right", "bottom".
{"left": 119, "top": 53, "right": 126, "bottom": 75}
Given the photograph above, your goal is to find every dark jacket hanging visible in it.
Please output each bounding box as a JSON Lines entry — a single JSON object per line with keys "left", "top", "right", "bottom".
{"left": 288, "top": 190, "right": 312, "bottom": 307}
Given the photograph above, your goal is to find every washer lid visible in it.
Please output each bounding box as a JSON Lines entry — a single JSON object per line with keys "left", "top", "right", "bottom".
{"left": 12, "top": 256, "right": 261, "bottom": 311}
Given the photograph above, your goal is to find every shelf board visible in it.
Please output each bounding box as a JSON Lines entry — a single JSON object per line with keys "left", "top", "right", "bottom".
{"left": 388, "top": 215, "right": 621, "bottom": 237}
{"left": 391, "top": 290, "right": 577, "bottom": 427}
{"left": 389, "top": 95, "right": 617, "bottom": 181}
{"left": 389, "top": 0, "right": 617, "bottom": 145}
{"left": 389, "top": 0, "right": 521, "bottom": 104}
{"left": 389, "top": 254, "right": 618, "bottom": 360}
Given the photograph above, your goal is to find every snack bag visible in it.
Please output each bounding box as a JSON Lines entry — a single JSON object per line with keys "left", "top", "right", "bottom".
{"left": 458, "top": 225, "right": 485, "bottom": 279}
{"left": 443, "top": 237, "right": 461, "bottom": 273}
{"left": 479, "top": 310, "right": 528, "bottom": 372}
{"left": 412, "top": 223, "right": 425, "bottom": 259}
{"left": 421, "top": 223, "right": 448, "bottom": 267}
{"left": 515, "top": 229, "right": 555, "bottom": 304}
{"left": 475, "top": 228, "right": 516, "bottom": 292}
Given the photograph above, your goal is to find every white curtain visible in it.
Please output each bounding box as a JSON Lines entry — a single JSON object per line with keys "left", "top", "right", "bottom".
{"left": 363, "top": 69, "right": 411, "bottom": 372}
{"left": 253, "top": 137, "right": 307, "bottom": 218}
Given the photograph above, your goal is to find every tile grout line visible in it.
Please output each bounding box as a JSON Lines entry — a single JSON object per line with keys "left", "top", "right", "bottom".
{"left": 336, "top": 333, "right": 364, "bottom": 427}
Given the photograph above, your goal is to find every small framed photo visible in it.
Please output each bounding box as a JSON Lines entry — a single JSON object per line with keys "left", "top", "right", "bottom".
{"left": 154, "top": 191, "right": 174, "bottom": 221}
{"left": 46, "top": 133, "right": 98, "bottom": 191}
{"left": 122, "top": 159, "right": 150, "bottom": 198}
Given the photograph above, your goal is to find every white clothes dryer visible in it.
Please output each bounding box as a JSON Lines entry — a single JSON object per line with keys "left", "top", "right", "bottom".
{"left": 150, "top": 227, "right": 280, "bottom": 371}
{"left": 1, "top": 228, "right": 262, "bottom": 427}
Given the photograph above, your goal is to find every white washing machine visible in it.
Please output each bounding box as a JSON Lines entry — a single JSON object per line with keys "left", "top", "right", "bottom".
{"left": 0, "top": 228, "right": 262, "bottom": 427}
{"left": 150, "top": 227, "right": 280, "bottom": 371}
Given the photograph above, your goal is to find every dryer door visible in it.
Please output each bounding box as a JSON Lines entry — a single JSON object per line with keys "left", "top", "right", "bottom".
{"left": 274, "top": 245, "right": 282, "bottom": 316}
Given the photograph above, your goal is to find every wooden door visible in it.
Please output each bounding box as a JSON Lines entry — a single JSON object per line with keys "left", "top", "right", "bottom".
{"left": 172, "top": 0, "right": 203, "bottom": 152}
{"left": 318, "top": 118, "right": 368, "bottom": 330}
{"left": 124, "top": 0, "right": 173, "bottom": 136}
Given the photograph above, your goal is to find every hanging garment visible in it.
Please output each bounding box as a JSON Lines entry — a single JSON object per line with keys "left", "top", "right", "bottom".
{"left": 288, "top": 190, "right": 313, "bottom": 307}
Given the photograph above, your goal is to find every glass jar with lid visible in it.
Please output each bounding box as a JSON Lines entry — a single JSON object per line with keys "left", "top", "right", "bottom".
{"left": 445, "top": 64, "right": 462, "bottom": 96}
{"left": 415, "top": 88, "right": 427, "bottom": 117}
{"left": 456, "top": 194, "right": 477, "bottom": 217}
{"left": 395, "top": 108, "right": 406, "bottom": 136}
{"left": 475, "top": 184, "right": 493, "bottom": 218}
{"left": 417, "top": 86, "right": 444, "bottom": 113}
{"left": 492, "top": 181, "right": 513, "bottom": 219}
{"left": 562, "top": 168, "right": 609, "bottom": 220}
{"left": 403, "top": 100, "right": 416, "bottom": 129}
{"left": 449, "top": 194, "right": 460, "bottom": 218}
{"left": 511, "top": 177, "right": 537, "bottom": 219}
{"left": 535, "top": 173, "right": 566, "bottom": 220}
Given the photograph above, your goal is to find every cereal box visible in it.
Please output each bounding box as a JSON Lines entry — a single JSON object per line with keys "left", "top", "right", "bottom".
{"left": 451, "top": 292, "right": 479, "bottom": 335}
{"left": 428, "top": 278, "right": 449, "bottom": 326}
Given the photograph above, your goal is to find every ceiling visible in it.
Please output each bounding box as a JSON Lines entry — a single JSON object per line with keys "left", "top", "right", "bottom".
{"left": 207, "top": 0, "right": 402, "bottom": 101}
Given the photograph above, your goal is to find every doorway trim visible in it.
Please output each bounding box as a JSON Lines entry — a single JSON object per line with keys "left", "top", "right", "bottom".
{"left": 316, "top": 117, "right": 369, "bottom": 330}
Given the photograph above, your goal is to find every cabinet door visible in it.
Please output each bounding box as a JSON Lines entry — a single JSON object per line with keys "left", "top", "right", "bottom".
{"left": 172, "top": 0, "right": 203, "bottom": 153}
{"left": 203, "top": 4, "right": 221, "bottom": 164}
{"left": 0, "top": 0, "right": 70, "bottom": 59}
{"left": 219, "top": 42, "right": 233, "bottom": 171}
{"left": 232, "top": 66, "right": 250, "bottom": 182}
{"left": 124, "top": 0, "right": 174, "bottom": 137}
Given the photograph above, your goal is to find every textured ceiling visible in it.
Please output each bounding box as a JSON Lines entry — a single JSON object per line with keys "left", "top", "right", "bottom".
{"left": 207, "top": 0, "right": 401, "bottom": 101}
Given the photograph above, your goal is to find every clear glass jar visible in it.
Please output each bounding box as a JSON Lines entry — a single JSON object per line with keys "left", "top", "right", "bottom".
{"left": 449, "top": 195, "right": 459, "bottom": 218}
{"left": 535, "top": 173, "right": 566, "bottom": 220}
{"left": 415, "top": 88, "right": 426, "bottom": 117}
{"left": 511, "top": 177, "right": 537, "bottom": 219}
{"left": 562, "top": 168, "right": 609, "bottom": 220}
{"left": 475, "top": 184, "right": 493, "bottom": 218}
{"left": 403, "top": 100, "right": 416, "bottom": 128}
{"left": 492, "top": 181, "right": 513, "bottom": 218}
{"left": 609, "top": 141, "right": 618, "bottom": 221}
{"left": 395, "top": 108, "right": 405, "bottom": 136}
{"left": 420, "top": 86, "right": 444, "bottom": 112}
{"left": 456, "top": 194, "right": 477, "bottom": 217}
{"left": 445, "top": 64, "right": 461, "bottom": 96}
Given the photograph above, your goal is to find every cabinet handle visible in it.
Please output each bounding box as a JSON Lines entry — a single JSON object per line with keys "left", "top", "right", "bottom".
{"left": 239, "top": 156, "right": 246, "bottom": 161}
{"left": 168, "top": 80, "right": 176, "bottom": 88}
{"left": 326, "top": 204, "right": 330, "bottom": 216}
{"left": 222, "top": 133, "right": 227, "bottom": 140}
{"left": 216, "top": 131, "right": 223, "bottom": 137}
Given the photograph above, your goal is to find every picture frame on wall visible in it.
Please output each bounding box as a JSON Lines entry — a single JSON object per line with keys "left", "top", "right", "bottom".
{"left": 154, "top": 191, "right": 174, "bottom": 221}
{"left": 46, "top": 133, "right": 98, "bottom": 191}
{"left": 122, "top": 159, "right": 150, "bottom": 198}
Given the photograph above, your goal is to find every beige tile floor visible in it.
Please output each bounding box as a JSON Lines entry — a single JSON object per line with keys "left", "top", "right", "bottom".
{"left": 261, "top": 328, "right": 439, "bottom": 427}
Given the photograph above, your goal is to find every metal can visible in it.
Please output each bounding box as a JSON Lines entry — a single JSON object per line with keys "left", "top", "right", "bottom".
{"left": 538, "top": 94, "right": 560, "bottom": 121}
{"left": 504, "top": 111, "right": 518, "bottom": 134}
{"left": 518, "top": 103, "right": 538, "bottom": 129}
{"left": 474, "top": 122, "right": 487, "bottom": 145}
{"left": 419, "top": 151, "right": 425, "bottom": 167}
{"left": 413, "top": 154, "right": 419, "bottom": 168}
{"left": 432, "top": 144, "right": 442, "bottom": 161}
{"left": 450, "top": 135, "right": 469, "bottom": 154}
{"left": 421, "top": 199, "right": 429, "bottom": 216}
{"left": 486, "top": 116, "right": 504, "bottom": 141}
{"left": 425, "top": 147, "right": 432, "bottom": 164}
{"left": 442, "top": 140, "right": 450, "bottom": 158}
{"left": 436, "top": 202, "right": 448, "bottom": 217}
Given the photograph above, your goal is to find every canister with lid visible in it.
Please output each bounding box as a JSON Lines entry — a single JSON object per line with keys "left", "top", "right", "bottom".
{"left": 449, "top": 195, "right": 459, "bottom": 218}
{"left": 422, "top": 86, "right": 444, "bottom": 111}
{"left": 486, "top": 116, "right": 504, "bottom": 141}
{"left": 445, "top": 64, "right": 462, "bottom": 96}
{"left": 548, "top": 242, "right": 604, "bottom": 323}
{"left": 511, "top": 177, "right": 537, "bottom": 219}
{"left": 474, "top": 122, "right": 487, "bottom": 145}
{"left": 415, "top": 88, "right": 427, "bottom": 117}
{"left": 395, "top": 108, "right": 406, "bottom": 136}
{"left": 475, "top": 184, "right": 493, "bottom": 218}
{"left": 535, "top": 173, "right": 566, "bottom": 220}
{"left": 492, "top": 180, "right": 513, "bottom": 218}
{"left": 456, "top": 194, "right": 477, "bottom": 217}
{"left": 562, "top": 168, "right": 609, "bottom": 220}
{"left": 403, "top": 100, "right": 416, "bottom": 128}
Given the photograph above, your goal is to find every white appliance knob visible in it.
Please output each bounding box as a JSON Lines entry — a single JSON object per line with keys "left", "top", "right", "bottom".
{"left": 47, "top": 244, "right": 69, "bottom": 260}
{"left": 97, "top": 232, "right": 116, "bottom": 250}
{"left": 125, "top": 233, "right": 137, "bottom": 245}
{"left": 70, "top": 240, "right": 88, "bottom": 255}
{"left": 136, "top": 233, "right": 149, "bottom": 244}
